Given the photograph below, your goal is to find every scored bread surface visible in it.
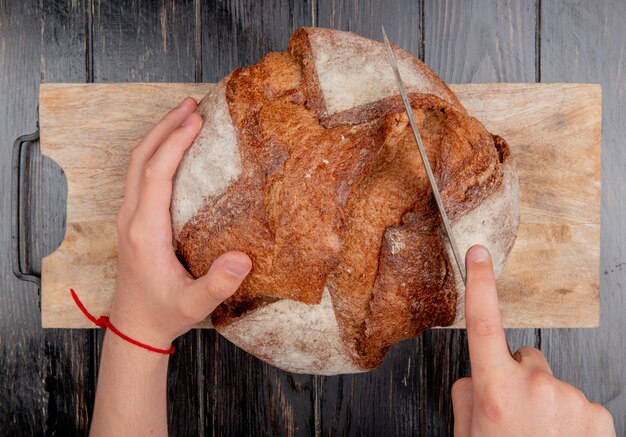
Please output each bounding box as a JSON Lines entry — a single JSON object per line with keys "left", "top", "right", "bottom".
{"left": 171, "top": 28, "right": 519, "bottom": 375}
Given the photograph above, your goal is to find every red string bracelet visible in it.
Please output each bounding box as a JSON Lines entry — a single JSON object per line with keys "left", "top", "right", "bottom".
{"left": 70, "top": 289, "right": 175, "bottom": 355}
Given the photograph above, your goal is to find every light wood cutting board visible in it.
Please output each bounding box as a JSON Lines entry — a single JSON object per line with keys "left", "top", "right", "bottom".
{"left": 39, "top": 83, "right": 601, "bottom": 329}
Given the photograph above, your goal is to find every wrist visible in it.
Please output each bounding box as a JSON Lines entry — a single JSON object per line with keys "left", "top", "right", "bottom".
{"left": 108, "top": 303, "right": 176, "bottom": 352}
{"left": 102, "top": 327, "right": 172, "bottom": 361}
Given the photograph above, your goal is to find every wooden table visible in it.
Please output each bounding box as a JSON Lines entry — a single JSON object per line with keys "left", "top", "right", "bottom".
{"left": 1, "top": 1, "right": 624, "bottom": 435}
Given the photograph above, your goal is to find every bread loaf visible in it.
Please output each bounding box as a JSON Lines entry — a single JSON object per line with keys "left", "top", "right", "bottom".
{"left": 171, "top": 28, "right": 519, "bottom": 375}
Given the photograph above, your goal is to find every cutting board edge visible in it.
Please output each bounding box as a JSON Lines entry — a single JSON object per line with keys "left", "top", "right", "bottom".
{"left": 38, "top": 82, "right": 603, "bottom": 329}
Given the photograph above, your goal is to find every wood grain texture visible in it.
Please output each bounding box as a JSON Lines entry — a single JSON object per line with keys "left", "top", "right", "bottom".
{"left": 206, "top": 335, "right": 316, "bottom": 436}
{"left": 539, "top": 1, "right": 626, "bottom": 433}
{"left": 38, "top": 1, "right": 95, "bottom": 434}
{"left": 452, "top": 83, "right": 601, "bottom": 328}
{"left": 90, "top": 2, "right": 203, "bottom": 435}
{"left": 315, "top": 0, "right": 423, "bottom": 58}
{"left": 92, "top": 0, "right": 196, "bottom": 82}
{"left": 317, "top": 2, "right": 539, "bottom": 435}
{"left": 422, "top": 3, "right": 539, "bottom": 433}
{"left": 39, "top": 82, "right": 601, "bottom": 328}
{"left": 200, "top": 3, "right": 317, "bottom": 435}
{"left": 2, "top": 1, "right": 624, "bottom": 434}
{"left": 425, "top": 0, "right": 536, "bottom": 83}
{"left": 314, "top": 3, "right": 432, "bottom": 434}
{"left": 0, "top": 0, "right": 80, "bottom": 436}
{"left": 36, "top": 79, "right": 600, "bottom": 437}
{"left": 201, "top": 0, "right": 313, "bottom": 82}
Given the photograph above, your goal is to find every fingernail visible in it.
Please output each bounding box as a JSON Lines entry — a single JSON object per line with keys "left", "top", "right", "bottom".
{"left": 468, "top": 245, "right": 490, "bottom": 262}
{"left": 224, "top": 260, "right": 252, "bottom": 277}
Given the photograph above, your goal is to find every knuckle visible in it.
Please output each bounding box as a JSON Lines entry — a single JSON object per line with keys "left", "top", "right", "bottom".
{"left": 518, "top": 345, "right": 542, "bottom": 357}
{"left": 589, "top": 401, "right": 605, "bottom": 413}
{"left": 477, "top": 390, "right": 506, "bottom": 422}
{"left": 516, "top": 346, "right": 546, "bottom": 363}
{"left": 567, "top": 386, "right": 589, "bottom": 407}
{"left": 529, "top": 371, "right": 557, "bottom": 400}
{"left": 126, "top": 219, "right": 146, "bottom": 248}
{"left": 471, "top": 316, "right": 501, "bottom": 337}
{"left": 452, "top": 377, "right": 472, "bottom": 390}
{"left": 451, "top": 378, "right": 472, "bottom": 398}
{"left": 143, "top": 163, "right": 157, "bottom": 181}
{"left": 470, "top": 272, "right": 495, "bottom": 289}
{"left": 592, "top": 404, "right": 614, "bottom": 424}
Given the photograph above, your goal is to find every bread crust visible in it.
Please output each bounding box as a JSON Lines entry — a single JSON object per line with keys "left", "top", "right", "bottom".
{"left": 171, "top": 28, "right": 520, "bottom": 374}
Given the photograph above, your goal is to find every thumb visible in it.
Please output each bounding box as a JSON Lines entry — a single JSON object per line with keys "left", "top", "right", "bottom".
{"left": 182, "top": 251, "right": 252, "bottom": 322}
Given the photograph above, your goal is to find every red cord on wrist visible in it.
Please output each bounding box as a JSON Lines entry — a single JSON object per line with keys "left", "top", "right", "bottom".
{"left": 70, "top": 289, "right": 175, "bottom": 355}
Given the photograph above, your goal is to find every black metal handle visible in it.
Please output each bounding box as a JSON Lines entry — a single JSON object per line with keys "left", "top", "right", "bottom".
{"left": 12, "top": 129, "right": 42, "bottom": 287}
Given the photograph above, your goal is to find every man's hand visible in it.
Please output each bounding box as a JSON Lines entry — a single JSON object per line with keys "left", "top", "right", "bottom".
{"left": 452, "top": 245, "right": 615, "bottom": 437}
{"left": 109, "top": 97, "right": 252, "bottom": 350}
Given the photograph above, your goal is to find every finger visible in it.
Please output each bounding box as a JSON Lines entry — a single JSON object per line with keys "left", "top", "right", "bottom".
{"left": 123, "top": 97, "right": 197, "bottom": 216}
{"left": 134, "top": 97, "right": 197, "bottom": 164}
{"left": 135, "top": 112, "right": 202, "bottom": 229}
{"left": 464, "top": 245, "right": 515, "bottom": 379}
{"left": 180, "top": 251, "right": 252, "bottom": 322}
{"left": 451, "top": 377, "right": 473, "bottom": 437}
{"left": 514, "top": 346, "right": 553, "bottom": 375}
{"left": 587, "top": 403, "right": 616, "bottom": 437}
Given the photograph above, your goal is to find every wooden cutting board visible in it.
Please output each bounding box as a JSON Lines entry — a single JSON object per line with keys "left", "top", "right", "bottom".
{"left": 39, "top": 83, "right": 601, "bottom": 329}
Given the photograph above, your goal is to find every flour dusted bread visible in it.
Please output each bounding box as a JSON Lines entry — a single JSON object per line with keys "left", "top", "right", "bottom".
{"left": 171, "top": 28, "right": 519, "bottom": 375}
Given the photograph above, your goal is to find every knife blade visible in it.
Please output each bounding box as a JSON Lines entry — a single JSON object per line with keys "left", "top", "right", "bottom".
{"left": 382, "top": 26, "right": 466, "bottom": 283}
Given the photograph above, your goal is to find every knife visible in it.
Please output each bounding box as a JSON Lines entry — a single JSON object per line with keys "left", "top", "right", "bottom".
{"left": 382, "top": 27, "right": 466, "bottom": 284}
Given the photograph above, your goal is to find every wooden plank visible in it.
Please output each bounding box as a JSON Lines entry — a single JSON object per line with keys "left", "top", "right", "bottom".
{"left": 425, "top": 0, "right": 536, "bottom": 84}
{"left": 315, "top": 0, "right": 423, "bottom": 58}
{"left": 448, "top": 83, "right": 601, "bottom": 329}
{"left": 315, "top": 1, "right": 538, "bottom": 435}
{"left": 0, "top": 0, "right": 45, "bottom": 433}
{"left": 0, "top": 0, "right": 95, "bottom": 433}
{"left": 206, "top": 334, "right": 316, "bottom": 436}
{"left": 540, "top": 1, "right": 626, "bottom": 433}
{"left": 38, "top": 0, "right": 95, "bottom": 433}
{"left": 201, "top": 0, "right": 315, "bottom": 82}
{"left": 452, "top": 84, "right": 600, "bottom": 225}
{"left": 39, "top": 82, "right": 601, "bottom": 330}
{"left": 1, "top": 3, "right": 620, "bottom": 436}
{"left": 90, "top": 2, "right": 202, "bottom": 436}
{"left": 313, "top": 4, "right": 428, "bottom": 434}
{"left": 200, "top": 2, "right": 317, "bottom": 435}
{"left": 92, "top": 0, "right": 196, "bottom": 82}
{"left": 38, "top": 84, "right": 209, "bottom": 224}
{"left": 420, "top": 3, "right": 538, "bottom": 434}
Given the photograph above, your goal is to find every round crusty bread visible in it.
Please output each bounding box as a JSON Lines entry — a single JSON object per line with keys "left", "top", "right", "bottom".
{"left": 171, "top": 28, "right": 519, "bottom": 375}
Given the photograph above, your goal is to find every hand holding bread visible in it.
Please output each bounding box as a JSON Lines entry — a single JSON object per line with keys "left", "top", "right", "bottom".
{"left": 109, "top": 97, "right": 252, "bottom": 350}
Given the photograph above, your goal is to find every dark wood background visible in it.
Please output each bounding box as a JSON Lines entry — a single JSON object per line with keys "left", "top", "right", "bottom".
{"left": 1, "top": 0, "right": 624, "bottom": 435}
